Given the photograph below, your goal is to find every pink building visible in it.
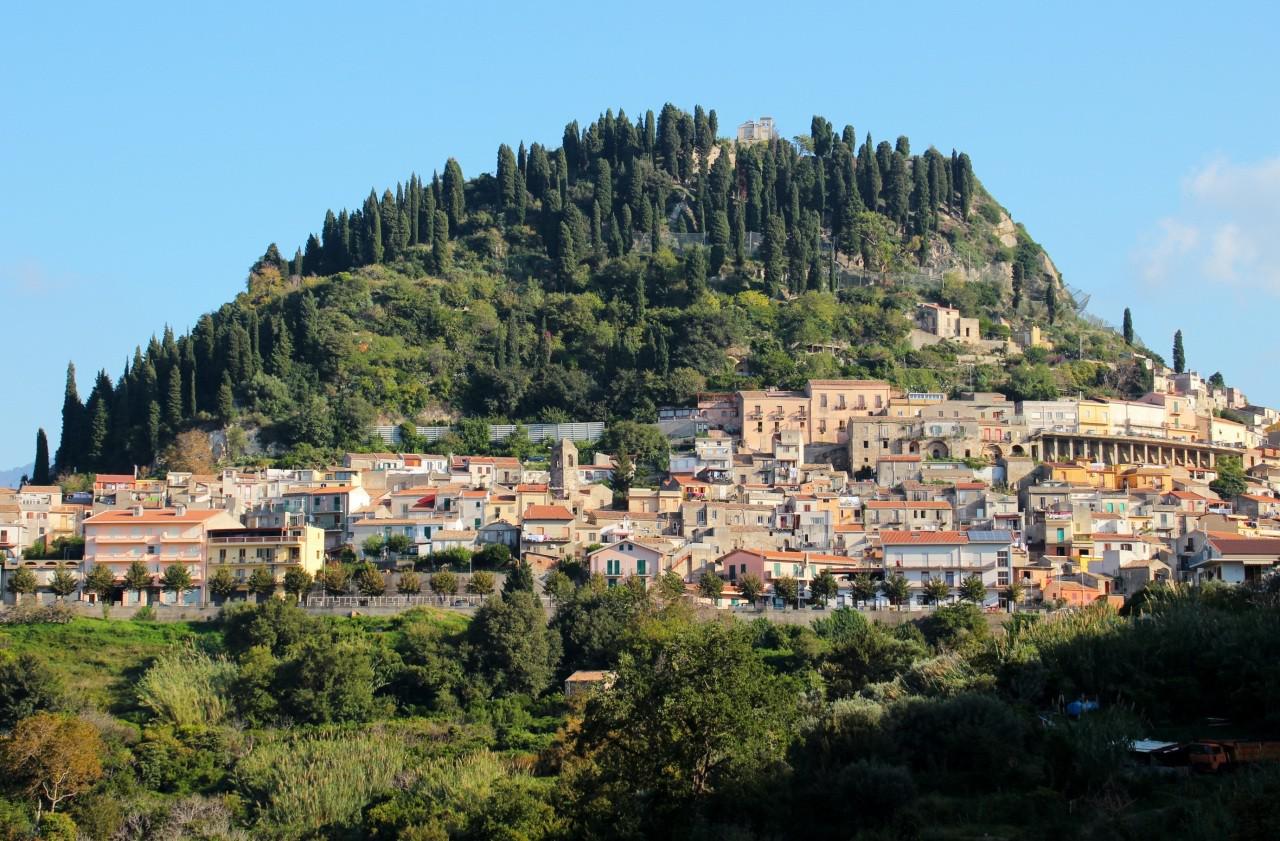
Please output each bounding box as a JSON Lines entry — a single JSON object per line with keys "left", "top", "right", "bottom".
{"left": 588, "top": 539, "right": 668, "bottom": 586}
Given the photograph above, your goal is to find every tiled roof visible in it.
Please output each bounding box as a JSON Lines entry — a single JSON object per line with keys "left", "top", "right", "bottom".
{"left": 1207, "top": 534, "right": 1280, "bottom": 556}
{"left": 879, "top": 530, "right": 969, "bottom": 545}
{"left": 85, "top": 508, "right": 231, "bottom": 525}
{"left": 521, "top": 504, "right": 575, "bottom": 521}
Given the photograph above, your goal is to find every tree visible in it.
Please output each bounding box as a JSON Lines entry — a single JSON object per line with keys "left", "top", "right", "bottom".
{"left": 7, "top": 568, "right": 37, "bottom": 604}
{"left": 322, "top": 563, "right": 351, "bottom": 595}
{"left": 566, "top": 621, "right": 797, "bottom": 837}
{"left": 472, "top": 543, "right": 510, "bottom": 570}
{"left": 882, "top": 573, "right": 911, "bottom": 608}
{"left": 698, "top": 570, "right": 724, "bottom": 601}
{"left": 217, "top": 373, "right": 234, "bottom": 422}
{"left": 162, "top": 430, "right": 215, "bottom": 473}
{"left": 283, "top": 568, "right": 313, "bottom": 602}
{"left": 82, "top": 565, "right": 115, "bottom": 606}
{"left": 161, "top": 564, "right": 193, "bottom": 605}
{"left": 656, "top": 570, "right": 686, "bottom": 601}
{"left": 247, "top": 567, "right": 276, "bottom": 599}
{"left": 32, "top": 429, "right": 50, "bottom": 485}
{"left": 467, "top": 570, "right": 495, "bottom": 596}
{"left": 442, "top": 157, "right": 466, "bottom": 232}
{"left": 502, "top": 558, "right": 535, "bottom": 596}
{"left": 850, "top": 573, "right": 878, "bottom": 605}
{"left": 467, "top": 590, "right": 559, "bottom": 696}
{"left": 361, "top": 534, "right": 385, "bottom": 560}
{"left": 1211, "top": 455, "right": 1248, "bottom": 499}
{"left": 1045, "top": 281, "right": 1057, "bottom": 325}
{"left": 355, "top": 564, "right": 386, "bottom": 596}
{"left": 208, "top": 566, "right": 237, "bottom": 603}
{"left": 1173, "top": 329, "right": 1186, "bottom": 373}
{"left": 48, "top": 570, "right": 77, "bottom": 601}
{"left": 1004, "top": 579, "right": 1026, "bottom": 607}
{"left": 0, "top": 654, "right": 63, "bottom": 731}
{"left": 54, "top": 363, "right": 84, "bottom": 475}
{"left": 811, "top": 570, "right": 839, "bottom": 606}
{"left": 923, "top": 576, "right": 951, "bottom": 605}
{"left": 1122, "top": 307, "right": 1134, "bottom": 345}
{"left": 734, "top": 572, "right": 763, "bottom": 606}
{"left": 959, "top": 574, "right": 987, "bottom": 604}
{"left": 385, "top": 533, "right": 413, "bottom": 560}
{"left": 396, "top": 569, "right": 422, "bottom": 595}
{"left": 274, "top": 637, "right": 380, "bottom": 724}
{"left": 430, "top": 570, "right": 458, "bottom": 596}
{"left": 774, "top": 575, "right": 800, "bottom": 608}
{"left": 5, "top": 713, "right": 103, "bottom": 821}
{"left": 431, "top": 209, "right": 451, "bottom": 273}
{"left": 124, "top": 561, "right": 151, "bottom": 604}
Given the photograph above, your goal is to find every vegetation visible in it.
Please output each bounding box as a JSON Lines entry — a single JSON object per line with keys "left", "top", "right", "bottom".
{"left": 2, "top": 582, "right": 1280, "bottom": 838}
{"left": 44, "top": 104, "right": 1151, "bottom": 477}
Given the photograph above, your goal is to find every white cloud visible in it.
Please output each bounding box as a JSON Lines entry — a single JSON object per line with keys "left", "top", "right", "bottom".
{"left": 1135, "top": 156, "right": 1280, "bottom": 295}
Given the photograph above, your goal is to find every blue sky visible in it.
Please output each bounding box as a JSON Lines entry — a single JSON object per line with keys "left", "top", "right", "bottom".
{"left": 2, "top": 0, "right": 1278, "bottom": 469}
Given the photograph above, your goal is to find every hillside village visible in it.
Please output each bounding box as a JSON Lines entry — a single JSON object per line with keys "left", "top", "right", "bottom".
{"left": 5, "top": 350, "right": 1279, "bottom": 611}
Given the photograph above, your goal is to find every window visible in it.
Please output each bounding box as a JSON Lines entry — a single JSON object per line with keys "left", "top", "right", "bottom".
{"left": 636, "top": 559, "right": 647, "bottom": 576}
{"left": 1056, "top": 528, "right": 1066, "bottom": 541}
{"left": 998, "top": 570, "right": 1010, "bottom": 586}
{"left": 773, "top": 562, "right": 781, "bottom": 577}
{"left": 820, "top": 394, "right": 828, "bottom": 408}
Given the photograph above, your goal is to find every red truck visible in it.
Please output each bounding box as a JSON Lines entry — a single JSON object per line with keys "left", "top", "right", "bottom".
{"left": 1188, "top": 740, "right": 1280, "bottom": 773}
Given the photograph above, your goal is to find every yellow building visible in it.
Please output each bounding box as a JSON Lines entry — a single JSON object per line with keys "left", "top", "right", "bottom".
{"left": 1078, "top": 400, "right": 1111, "bottom": 437}
{"left": 206, "top": 524, "right": 326, "bottom": 589}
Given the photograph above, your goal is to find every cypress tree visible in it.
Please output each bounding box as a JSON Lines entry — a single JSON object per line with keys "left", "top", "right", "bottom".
{"left": 269, "top": 316, "right": 293, "bottom": 376}
{"left": 497, "top": 144, "right": 518, "bottom": 214}
{"left": 442, "top": 158, "right": 465, "bottom": 232}
{"left": 32, "top": 429, "right": 50, "bottom": 485}
{"left": 183, "top": 340, "right": 197, "bottom": 417}
{"left": 217, "top": 374, "right": 233, "bottom": 423}
{"left": 886, "top": 153, "right": 910, "bottom": 227}
{"left": 87, "top": 399, "right": 110, "bottom": 470}
{"left": 1122, "top": 308, "right": 1134, "bottom": 345}
{"left": 1046, "top": 281, "right": 1058, "bottom": 325}
{"left": 54, "top": 362, "right": 84, "bottom": 475}
{"left": 556, "top": 220, "right": 577, "bottom": 290}
{"left": 762, "top": 214, "right": 787, "bottom": 296}
{"left": 432, "top": 210, "right": 451, "bottom": 273}
{"left": 709, "top": 210, "right": 730, "bottom": 275}
{"left": 1173, "top": 330, "right": 1185, "bottom": 373}
{"left": 146, "top": 400, "right": 161, "bottom": 463}
{"left": 302, "top": 235, "right": 322, "bottom": 276}
{"left": 858, "top": 134, "right": 881, "bottom": 210}
{"left": 593, "top": 158, "right": 612, "bottom": 215}
{"left": 165, "top": 366, "right": 183, "bottom": 431}
{"left": 363, "top": 190, "right": 384, "bottom": 264}
{"left": 1012, "top": 263, "right": 1024, "bottom": 311}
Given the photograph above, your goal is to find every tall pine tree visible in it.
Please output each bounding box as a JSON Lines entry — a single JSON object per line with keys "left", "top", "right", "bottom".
{"left": 1122, "top": 308, "right": 1134, "bottom": 345}
{"left": 54, "top": 362, "right": 84, "bottom": 475}
{"left": 1173, "top": 330, "right": 1186, "bottom": 373}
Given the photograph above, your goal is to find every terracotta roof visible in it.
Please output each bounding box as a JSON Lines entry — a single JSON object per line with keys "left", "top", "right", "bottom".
{"left": 522, "top": 504, "right": 575, "bottom": 521}
{"left": 94, "top": 474, "right": 136, "bottom": 484}
{"left": 953, "top": 482, "right": 986, "bottom": 490}
{"left": 877, "top": 455, "right": 922, "bottom": 463}
{"left": 865, "top": 500, "right": 951, "bottom": 510}
{"left": 516, "top": 483, "right": 548, "bottom": 493}
{"left": 879, "top": 530, "right": 970, "bottom": 545}
{"left": 85, "top": 508, "right": 233, "bottom": 525}
{"left": 18, "top": 485, "right": 61, "bottom": 494}
{"left": 1206, "top": 534, "right": 1280, "bottom": 556}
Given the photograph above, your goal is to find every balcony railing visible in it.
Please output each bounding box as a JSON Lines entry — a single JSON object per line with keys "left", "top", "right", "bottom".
{"left": 209, "top": 535, "right": 306, "bottom": 546}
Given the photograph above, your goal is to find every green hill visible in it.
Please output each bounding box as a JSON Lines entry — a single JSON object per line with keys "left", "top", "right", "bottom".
{"left": 50, "top": 104, "right": 1151, "bottom": 473}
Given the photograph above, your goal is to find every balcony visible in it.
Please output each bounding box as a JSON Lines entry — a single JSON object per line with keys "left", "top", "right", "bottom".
{"left": 209, "top": 534, "right": 306, "bottom": 546}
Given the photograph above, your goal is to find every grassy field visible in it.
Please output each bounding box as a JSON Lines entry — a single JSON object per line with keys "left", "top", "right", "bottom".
{"left": 0, "top": 607, "right": 472, "bottom": 719}
{"left": 0, "top": 617, "right": 216, "bottom": 716}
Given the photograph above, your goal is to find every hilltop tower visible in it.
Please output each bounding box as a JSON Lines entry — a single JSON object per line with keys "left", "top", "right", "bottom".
{"left": 551, "top": 437, "right": 579, "bottom": 497}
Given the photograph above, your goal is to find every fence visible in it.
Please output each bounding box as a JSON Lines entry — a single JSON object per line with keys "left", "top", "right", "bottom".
{"left": 371, "top": 422, "right": 604, "bottom": 447}
{"left": 305, "top": 594, "right": 555, "bottom": 610}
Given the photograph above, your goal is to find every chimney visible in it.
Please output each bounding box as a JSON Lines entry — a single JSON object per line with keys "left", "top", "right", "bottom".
{"left": 131, "top": 505, "right": 144, "bottom": 518}
{"left": 174, "top": 503, "right": 188, "bottom": 517}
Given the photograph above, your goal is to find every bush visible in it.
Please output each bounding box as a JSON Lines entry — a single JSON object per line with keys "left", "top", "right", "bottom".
{"left": 885, "top": 694, "right": 1028, "bottom": 792}
{"left": 0, "top": 652, "right": 64, "bottom": 731}
{"left": 135, "top": 647, "right": 235, "bottom": 727}
{"left": 235, "top": 730, "right": 412, "bottom": 832}
{"left": 917, "top": 603, "right": 990, "bottom": 650}
{"left": 133, "top": 605, "right": 156, "bottom": 622}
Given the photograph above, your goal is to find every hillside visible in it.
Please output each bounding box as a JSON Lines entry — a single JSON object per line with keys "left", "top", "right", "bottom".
{"left": 49, "top": 104, "right": 1151, "bottom": 473}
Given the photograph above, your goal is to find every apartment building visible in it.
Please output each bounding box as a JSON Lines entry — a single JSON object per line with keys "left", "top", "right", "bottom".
{"left": 83, "top": 505, "right": 241, "bottom": 605}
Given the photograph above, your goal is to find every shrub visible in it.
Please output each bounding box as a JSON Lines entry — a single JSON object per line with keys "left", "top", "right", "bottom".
{"left": 235, "top": 730, "right": 411, "bottom": 832}
{"left": 0, "top": 652, "right": 64, "bottom": 731}
{"left": 133, "top": 605, "right": 156, "bottom": 622}
{"left": 135, "top": 647, "right": 235, "bottom": 727}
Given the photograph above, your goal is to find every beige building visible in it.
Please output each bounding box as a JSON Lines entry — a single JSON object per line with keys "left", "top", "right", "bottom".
{"left": 915, "top": 303, "right": 980, "bottom": 344}
{"left": 737, "top": 379, "right": 893, "bottom": 451}
{"left": 83, "top": 506, "right": 242, "bottom": 605}
{"left": 206, "top": 524, "right": 326, "bottom": 596}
